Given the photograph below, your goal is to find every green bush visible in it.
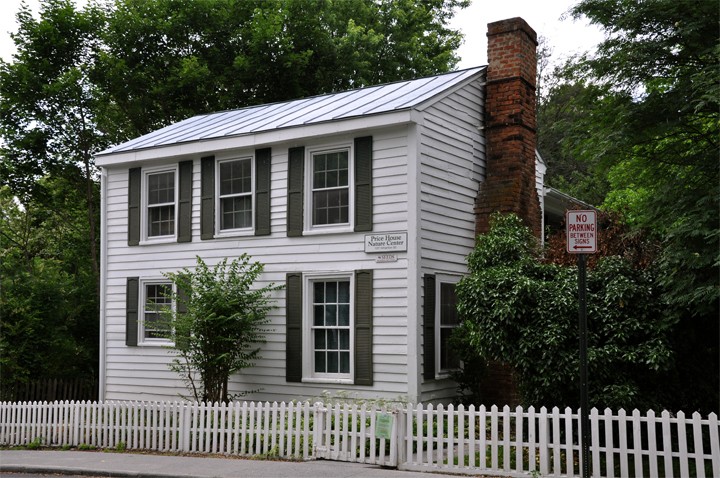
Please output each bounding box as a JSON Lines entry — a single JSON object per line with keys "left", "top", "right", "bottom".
{"left": 163, "top": 255, "right": 282, "bottom": 403}
{"left": 453, "top": 213, "right": 674, "bottom": 410}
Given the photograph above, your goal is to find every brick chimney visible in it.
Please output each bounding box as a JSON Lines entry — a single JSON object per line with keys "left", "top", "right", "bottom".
{"left": 475, "top": 17, "right": 541, "bottom": 237}
{"left": 475, "top": 18, "right": 540, "bottom": 407}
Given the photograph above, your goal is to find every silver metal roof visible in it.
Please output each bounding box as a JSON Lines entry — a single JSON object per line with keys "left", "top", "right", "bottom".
{"left": 97, "top": 67, "right": 485, "bottom": 156}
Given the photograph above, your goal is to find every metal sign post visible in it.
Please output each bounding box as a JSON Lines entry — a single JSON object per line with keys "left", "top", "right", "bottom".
{"left": 566, "top": 210, "right": 597, "bottom": 478}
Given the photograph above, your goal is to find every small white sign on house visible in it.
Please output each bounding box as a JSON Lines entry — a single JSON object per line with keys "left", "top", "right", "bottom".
{"left": 364, "top": 232, "right": 408, "bottom": 253}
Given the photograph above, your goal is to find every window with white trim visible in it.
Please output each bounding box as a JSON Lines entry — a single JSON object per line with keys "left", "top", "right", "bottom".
{"left": 140, "top": 281, "right": 173, "bottom": 344}
{"left": 218, "top": 157, "right": 253, "bottom": 231}
{"left": 305, "top": 146, "right": 353, "bottom": 232}
{"left": 145, "top": 168, "right": 177, "bottom": 239}
{"left": 305, "top": 274, "right": 354, "bottom": 381}
{"left": 436, "top": 276, "right": 460, "bottom": 374}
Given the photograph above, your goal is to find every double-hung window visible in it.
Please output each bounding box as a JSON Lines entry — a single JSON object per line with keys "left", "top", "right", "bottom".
{"left": 311, "top": 278, "right": 352, "bottom": 377}
{"left": 285, "top": 270, "right": 373, "bottom": 385}
{"left": 200, "top": 148, "right": 271, "bottom": 239}
{"left": 128, "top": 161, "right": 190, "bottom": 246}
{"left": 141, "top": 280, "right": 173, "bottom": 344}
{"left": 146, "top": 169, "right": 177, "bottom": 239}
{"left": 286, "top": 136, "right": 372, "bottom": 237}
{"left": 218, "top": 157, "right": 253, "bottom": 231}
{"left": 311, "top": 150, "right": 349, "bottom": 227}
{"left": 437, "top": 281, "right": 460, "bottom": 372}
{"left": 423, "top": 274, "right": 461, "bottom": 379}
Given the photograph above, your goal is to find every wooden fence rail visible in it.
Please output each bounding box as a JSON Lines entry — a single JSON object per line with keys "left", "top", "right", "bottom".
{"left": 1, "top": 400, "right": 718, "bottom": 477}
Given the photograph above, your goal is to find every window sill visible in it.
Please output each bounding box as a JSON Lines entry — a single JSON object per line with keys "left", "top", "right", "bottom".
{"left": 301, "top": 377, "right": 354, "bottom": 385}
{"left": 214, "top": 229, "right": 254, "bottom": 239}
{"left": 139, "top": 236, "right": 177, "bottom": 246}
{"left": 302, "top": 226, "right": 354, "bottom": 236}
{"left": 137, "top": 341, "right": 174, "bottom": 347}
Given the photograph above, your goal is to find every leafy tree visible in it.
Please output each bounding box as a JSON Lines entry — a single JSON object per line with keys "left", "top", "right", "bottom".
{"left": 0, "top": 183, "right": 98, "bottom": 398}
{"left": 94, "top": 0, "right": 468, "bottom": 137}
{"left": 453, "top": 214, "right": 674, "bottom": 410}
{"left": 534, "top": 1, "right": 718, "bottom": 411}
{"left": 565, "top": 0, "right": 719, "bottom": 318}
{"left": 0, "top": 0, "right": 467, "bottom": 395}
{"left": 0, "top": 0, "right": 106, "bottom": 284}
{"left": 162, "top": 256, "right": 282, "bottom": 403}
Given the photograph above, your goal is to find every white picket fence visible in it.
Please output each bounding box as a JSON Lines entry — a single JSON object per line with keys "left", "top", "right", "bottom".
{"left": 398, "top": 404, "right": 720, "bottom": 478}
{"left": 1, "top": 400, "right": 718, "bottom": 477}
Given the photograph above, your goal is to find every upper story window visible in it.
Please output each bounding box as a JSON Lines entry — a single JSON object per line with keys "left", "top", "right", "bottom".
{"left": 286, "top": 136, "right": 372, "bottom": 237}
{"left": 146, "top": 170, "right": 176, "bottom": 238}
{"left": 311, "top": 150, "right": 349, "bottom": 227}
{"left": 218, "top": 157, "right": 253, "bottom": 231}
{"left": 200, "top": 148, "right": 271, "bottom": 240}
{"left": 128, "top": 161, "right": 191, "bottom": 246}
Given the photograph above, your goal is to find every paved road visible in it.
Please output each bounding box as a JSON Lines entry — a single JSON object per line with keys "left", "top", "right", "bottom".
{"left": 0, "top": 450, "right": 485, "bottom": 478}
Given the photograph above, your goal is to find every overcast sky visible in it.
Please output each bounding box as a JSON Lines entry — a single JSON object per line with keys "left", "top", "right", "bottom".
{"left": 0, "top": 0, "right": 604, "bottom": 69}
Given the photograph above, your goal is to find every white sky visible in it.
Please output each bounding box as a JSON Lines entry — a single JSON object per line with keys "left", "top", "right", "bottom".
{"left": 0, "top": 0, "right": 604, "bottom": 69}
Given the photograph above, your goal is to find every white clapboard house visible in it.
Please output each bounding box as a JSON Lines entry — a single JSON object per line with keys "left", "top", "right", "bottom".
{"left": 96, "top": 18, "right": 545, "bottom": 404}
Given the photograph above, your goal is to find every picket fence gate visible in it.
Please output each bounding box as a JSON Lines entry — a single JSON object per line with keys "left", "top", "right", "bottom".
{"left": 1, "top": 400, "right": 718, "bottom": 478}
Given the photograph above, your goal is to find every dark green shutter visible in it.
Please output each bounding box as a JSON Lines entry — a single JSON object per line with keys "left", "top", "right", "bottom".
{"left": 286, "top": 273, "right": 303, "bottom": 382}
{"left": 200, "top": 156, "right": 215, "bottom": 240}
{"left": 423, "top": 274, "right": 436, "bottom": 380}
{"left": 255, "top": 148, "right": 271, "bottom": 236}
{"left": 354, "top": 136, "right": 373, "bottom": 232}
{"left": 126, "top": 277, "right": 139, "bottom": 346}
{"left": 354, "top": 269, "right": 373, "bottom": 385}
{"left": 177, "top": 160, "right": 193, "bottom": 242}
{"left": 128, "top": 168, "right": 141, "bottom": 246}
{"left": 287, "top": 147, "right": 304, "bottom": 237}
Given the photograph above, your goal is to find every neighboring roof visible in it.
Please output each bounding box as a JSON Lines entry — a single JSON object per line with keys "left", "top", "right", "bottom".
{"left": 97, "top": 67, "right": 485, "bottom": 158}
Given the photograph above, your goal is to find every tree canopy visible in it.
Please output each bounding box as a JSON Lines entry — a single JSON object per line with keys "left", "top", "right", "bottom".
{"left": 539, "top": 0, "right": 719, "bottom": 320}
{"left": 0, "top": 0, "right": 468, "bottom": 392}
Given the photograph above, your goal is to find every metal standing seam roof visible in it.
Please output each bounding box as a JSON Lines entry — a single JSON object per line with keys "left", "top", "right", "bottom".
{"left": 97, "top": 66, "right": 485, "bottom": 156}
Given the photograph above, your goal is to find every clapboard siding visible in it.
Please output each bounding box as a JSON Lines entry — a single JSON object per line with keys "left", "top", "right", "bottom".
{"left": 102, "top": 126, "right": 411, "bottom": 403}
{"left": 417, "top": 79, "right": 485, "bottom": 402}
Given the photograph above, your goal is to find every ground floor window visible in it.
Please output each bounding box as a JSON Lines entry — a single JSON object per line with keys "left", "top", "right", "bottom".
{"left": 285, "top": 270, "right": 373, "bottom": 386}
{"left": 141, "top": 281, "right": 173, "bottom": 343}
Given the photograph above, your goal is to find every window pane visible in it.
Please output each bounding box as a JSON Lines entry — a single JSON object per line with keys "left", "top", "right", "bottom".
{"left": 315, "top": 351, "right": 325, "bottom": 373}
{"left": 148, "top": 205, "right": 175, "bottom": 237}
{"left": 440, "top": 283, "right": 459, "bottom": 326}
{"left": 221, "top": 196, "right": 252, "bottom": 230}
{"left": 314, "top": 282, "right": 324, "bottom": 303}
{"left": 339, "top": 330, "right": 349, "bottom": 349}
{"left": 327, "top": 330, "right": 338, "bottom": 350}
{"left": 148, "top": 172, "right": 174, "bottom": 205}
{"left": 327, "top": 352, "right": 338, "bottom": 373}
{"left": 314, "top": 329, "right": 325, "bottom": 349}
{"left": 326, "top": 282, "right": 337, "bottom": 302}
{"left": 338, "top": 282, "right": 350, "bottom": 302}
{"left": 339, "top": 352, "right": 350, "bottom": 373}
{"left": 220, "top": 159, "right": 251, "bottom": 196}
{"left": 441, "top": 328, "right": 460, "bottom": 370}
{"left": 313, "top": 190, "right": 349, "bottom": 226}
{"left": 314, "top": 305, "right": 324, "bottom": 326}
{"left": 338, "top": 304, "right": 349, "bottom": 326}
{"left": 325, "top": 305, "right": 337, "bottom": 326}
